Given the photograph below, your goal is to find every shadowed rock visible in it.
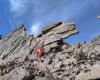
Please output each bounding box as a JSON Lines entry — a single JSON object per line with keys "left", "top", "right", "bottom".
{"left": 0, "top": 35, "right": 2, "bottom": 39}
{"left": 96, "top": 16, "right": 100, "bottom": 19}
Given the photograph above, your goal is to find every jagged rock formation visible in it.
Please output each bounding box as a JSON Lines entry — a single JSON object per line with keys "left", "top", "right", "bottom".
{"left": 0, "top": 22, "right": 100, "bottom": 80}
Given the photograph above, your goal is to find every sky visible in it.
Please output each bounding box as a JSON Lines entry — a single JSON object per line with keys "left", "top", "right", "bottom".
{"left": 0, "top": 0, "right": 100, "bottom": 45}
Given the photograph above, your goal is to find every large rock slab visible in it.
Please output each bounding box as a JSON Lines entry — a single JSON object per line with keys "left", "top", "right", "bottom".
{"left": 0, "top": 22, "right": 79, "bottom": 80}
{"left": 75, "top": 64, "right": 100, "bottom": 80}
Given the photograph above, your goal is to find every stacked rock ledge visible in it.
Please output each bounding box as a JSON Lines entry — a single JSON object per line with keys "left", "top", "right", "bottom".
{"left": 0, "top": 21, "right": 100, "bottom": 80}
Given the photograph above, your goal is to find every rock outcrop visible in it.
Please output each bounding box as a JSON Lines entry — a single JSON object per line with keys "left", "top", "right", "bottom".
{"left": 0, "top": 21, "right": 100, "bottom": 80}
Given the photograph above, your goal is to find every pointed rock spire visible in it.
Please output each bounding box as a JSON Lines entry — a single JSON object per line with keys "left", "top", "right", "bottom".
{"left": 15, "top": 24, "right": 26, "bottom": 32}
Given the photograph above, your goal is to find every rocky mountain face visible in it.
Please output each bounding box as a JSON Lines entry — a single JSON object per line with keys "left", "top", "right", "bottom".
{"left": 0, "top": 22, "right": 100, "bottom": 80}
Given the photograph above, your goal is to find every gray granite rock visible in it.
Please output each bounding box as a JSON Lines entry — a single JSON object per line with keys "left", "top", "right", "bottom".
{"left": 0, "top": 21, "right": 100, "bottom": 80}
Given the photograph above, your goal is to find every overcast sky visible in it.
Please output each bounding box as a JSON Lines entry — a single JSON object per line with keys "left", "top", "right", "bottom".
{"left": 0, "top": 0, "right": 100, "bottom": 44}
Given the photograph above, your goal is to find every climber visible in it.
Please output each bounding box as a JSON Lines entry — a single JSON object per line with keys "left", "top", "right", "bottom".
{"left": 35, "top": 46, "right": 45, "bottom": 57}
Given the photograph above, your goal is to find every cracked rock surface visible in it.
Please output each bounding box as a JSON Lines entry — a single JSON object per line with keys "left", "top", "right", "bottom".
{"left": 0, "top": 22, "right": 100, "bottom": 80}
